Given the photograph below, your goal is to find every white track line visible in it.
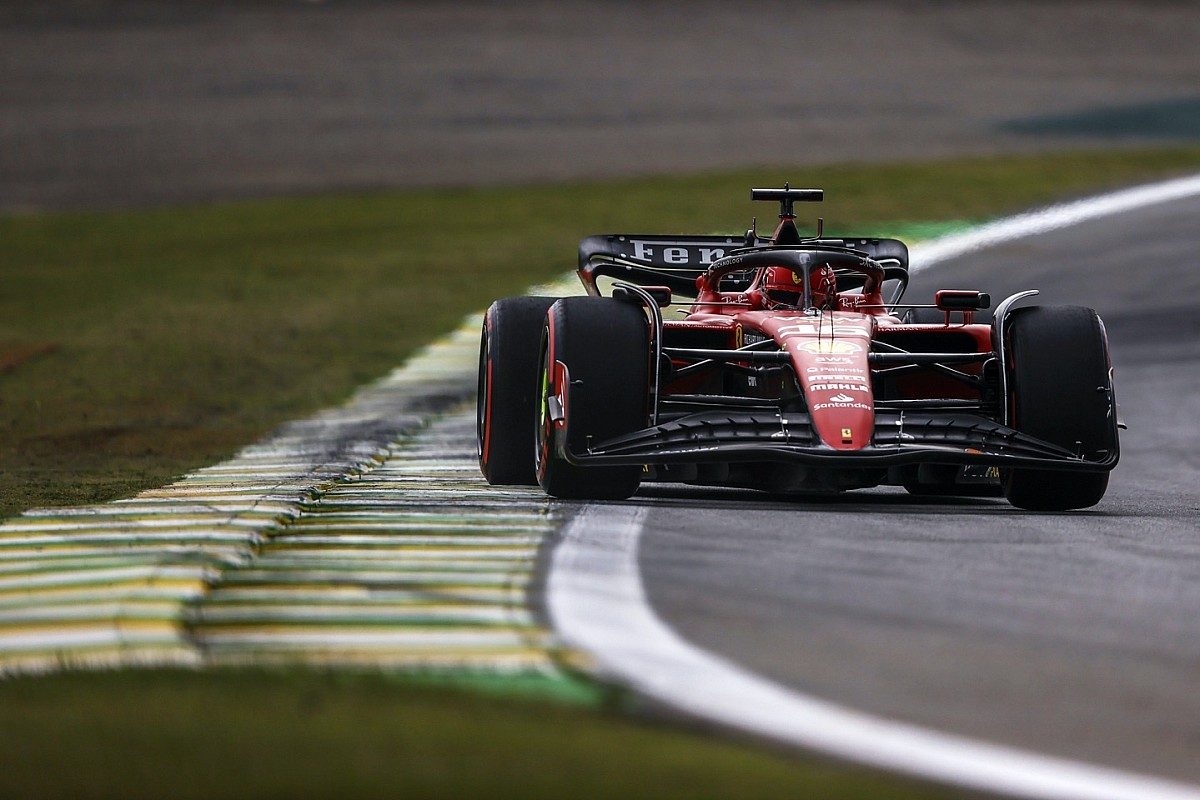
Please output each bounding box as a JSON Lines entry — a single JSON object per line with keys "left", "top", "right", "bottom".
{"left": 547, "top": 173, "right": 1200, "bottom": 800}
{"left": 909, "top": 172, "right": 1200, "bottom": 272}
{"left": 551, "top": 506, "right": 1200, "bottom": 800}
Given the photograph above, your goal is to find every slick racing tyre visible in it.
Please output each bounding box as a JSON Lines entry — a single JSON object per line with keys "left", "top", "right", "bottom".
{"left": 535, "top": 296, "right": 648, "bottom": 500}
{"left": 1003, "top": 305, "right": 1115, "bottom": 511}
{"left": 478, "top": 296, "right": 559, "bottom": 485}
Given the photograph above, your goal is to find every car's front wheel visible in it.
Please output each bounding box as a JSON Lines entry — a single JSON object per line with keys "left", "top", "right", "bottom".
{"left": 535, "top": 296, "right": 648, "bottom": 500}
{"left": 1002, "top": 305, "right": 1116, "bottom": 511}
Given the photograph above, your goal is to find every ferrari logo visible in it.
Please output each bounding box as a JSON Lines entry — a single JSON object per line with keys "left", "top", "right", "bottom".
{"left": 841, "top": 428, "right": 853, "bottom": 440}
{"left": 791, "top": 270, "right": 802, "bottom": 284}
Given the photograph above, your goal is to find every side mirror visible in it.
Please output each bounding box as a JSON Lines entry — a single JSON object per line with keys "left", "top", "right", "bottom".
{"left": 613, "top": 284, "right": 672, "bottom": 308}
{"left": 935, "top": 290, "right": 991, "bottom": 311}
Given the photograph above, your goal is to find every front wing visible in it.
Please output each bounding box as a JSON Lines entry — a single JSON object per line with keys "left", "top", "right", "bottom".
{"left": 554, "top": 410, "right": 1119, "bottom": 472}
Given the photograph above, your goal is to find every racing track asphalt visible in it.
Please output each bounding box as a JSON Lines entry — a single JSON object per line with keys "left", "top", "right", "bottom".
{"left": 633, "top": 192, "right": 1200, "bottom": 783}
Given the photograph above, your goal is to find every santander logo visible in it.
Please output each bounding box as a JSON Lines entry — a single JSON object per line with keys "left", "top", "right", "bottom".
{"left": 828, "top": 393, "right": 855, "bottom": 403}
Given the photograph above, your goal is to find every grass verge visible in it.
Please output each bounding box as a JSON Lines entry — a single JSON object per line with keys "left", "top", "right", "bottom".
{"left": 3, "top": 146, "right": 1200, "bottom": 516}
{"left": 0, "top": 668, "right": 951, "bottom": 800}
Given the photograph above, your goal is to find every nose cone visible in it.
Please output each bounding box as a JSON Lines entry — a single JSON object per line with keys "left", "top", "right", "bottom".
{"left": 789, "top": 337, "right": 874, "bottom": 449}
{"left": 749, "top": 312, "right": 875, "bottom": 450}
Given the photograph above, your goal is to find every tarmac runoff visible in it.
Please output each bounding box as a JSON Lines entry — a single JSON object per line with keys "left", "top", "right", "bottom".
{"left": 0, "top": 281, "right": 583, "bottom": 681}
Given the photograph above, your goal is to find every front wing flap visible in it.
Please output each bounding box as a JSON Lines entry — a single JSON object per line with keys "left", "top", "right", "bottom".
{"left": 556, "top": 410, "right": 1119, "bottom": 472}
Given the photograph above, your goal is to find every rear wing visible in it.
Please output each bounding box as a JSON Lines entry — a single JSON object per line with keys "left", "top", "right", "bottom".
{"left": 577, "top": 234, "right": 909, "bottom": 298}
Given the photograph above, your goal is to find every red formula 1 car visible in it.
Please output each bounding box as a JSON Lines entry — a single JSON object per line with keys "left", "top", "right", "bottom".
{"left": 477, "top": 187, "right": 1119, "bottom": 510}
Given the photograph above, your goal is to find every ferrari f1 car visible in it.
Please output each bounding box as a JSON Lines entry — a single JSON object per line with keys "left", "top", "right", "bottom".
{"left": 477, "top": 186, "right": 1119, "bottom": 510}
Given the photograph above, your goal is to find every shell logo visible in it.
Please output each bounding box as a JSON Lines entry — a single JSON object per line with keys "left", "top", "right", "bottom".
{"left": 798, "top": 340, "right": 862, "bottom": 355}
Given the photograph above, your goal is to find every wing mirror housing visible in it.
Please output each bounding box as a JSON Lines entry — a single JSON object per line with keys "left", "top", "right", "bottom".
{"left": 613, "top": 284, "right": 673, "bottom": 308}
{"left": 934, "top": 290, "right": 991, "bottom": 324}
{"left": 935, "top": 290, "right": 991, "bottom": 311}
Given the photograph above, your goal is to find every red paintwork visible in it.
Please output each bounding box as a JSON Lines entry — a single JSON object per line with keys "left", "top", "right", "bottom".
{"left": 677, "top": 228, "right": 892, "bottom": 449}
{"left": 745, "top": 311, "right": 875, "bottom": 450}
{"left": 536, "top": 311, "right": 559, "bottom": 483}
{"left": 579, "top": 211, "right": 995, "bottom": 454}
{"left": 483, "top": 357, "right": 494, "bottom": 462}
{"left": 481, "top": 308, "right": 495, "bottom": 465}
{"left": 668, "top": 262, "right": 991, "bottom": 449}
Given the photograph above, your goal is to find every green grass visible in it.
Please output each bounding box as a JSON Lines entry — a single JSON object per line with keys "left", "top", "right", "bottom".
{"left": 3, "top": 146, "right": 1200, "bottom": 516}
{"left": 0, "top": 668, "right": 951, "bottom": 800}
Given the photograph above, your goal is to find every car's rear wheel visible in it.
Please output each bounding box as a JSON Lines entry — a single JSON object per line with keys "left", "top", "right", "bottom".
{"left": 477, "top": 296, "right": 559, "bottom": 485}
{"left": 536, "top": 297, "right": 648, "bottom": 500}
{"left": 1003, "top": 305, "right": 1115, "bottom": 511}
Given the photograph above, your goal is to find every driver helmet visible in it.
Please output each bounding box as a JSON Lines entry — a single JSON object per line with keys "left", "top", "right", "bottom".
{"left": 762, "top": 264, "right": 837, "bottom": 309}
